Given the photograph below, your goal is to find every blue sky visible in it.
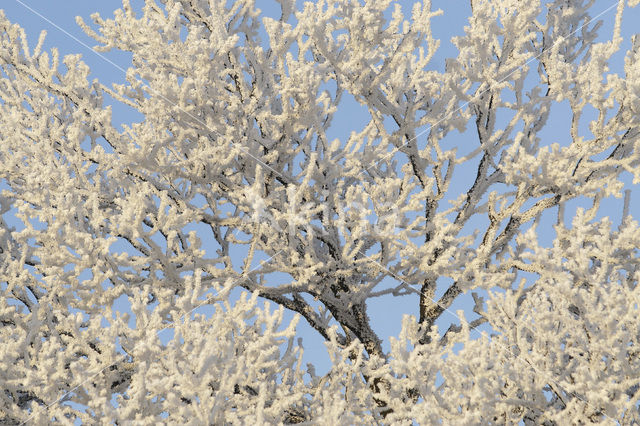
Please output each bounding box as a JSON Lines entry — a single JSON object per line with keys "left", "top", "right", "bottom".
{"left": 2, "top": 0, "right": 639, "bottom": 378}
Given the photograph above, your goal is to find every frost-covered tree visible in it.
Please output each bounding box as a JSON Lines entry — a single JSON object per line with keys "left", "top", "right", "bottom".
{"left": 1, "top": 0, "right": 640, "bottom": 423}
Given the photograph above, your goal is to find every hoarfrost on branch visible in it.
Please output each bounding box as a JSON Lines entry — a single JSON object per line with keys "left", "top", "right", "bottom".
{"left": 0, "top": 0, "right": 639, "bottom": 423}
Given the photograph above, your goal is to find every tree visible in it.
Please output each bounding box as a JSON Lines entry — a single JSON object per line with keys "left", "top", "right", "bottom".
{"left": 1, "top": 0, "right": 639, "bottom": 423}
